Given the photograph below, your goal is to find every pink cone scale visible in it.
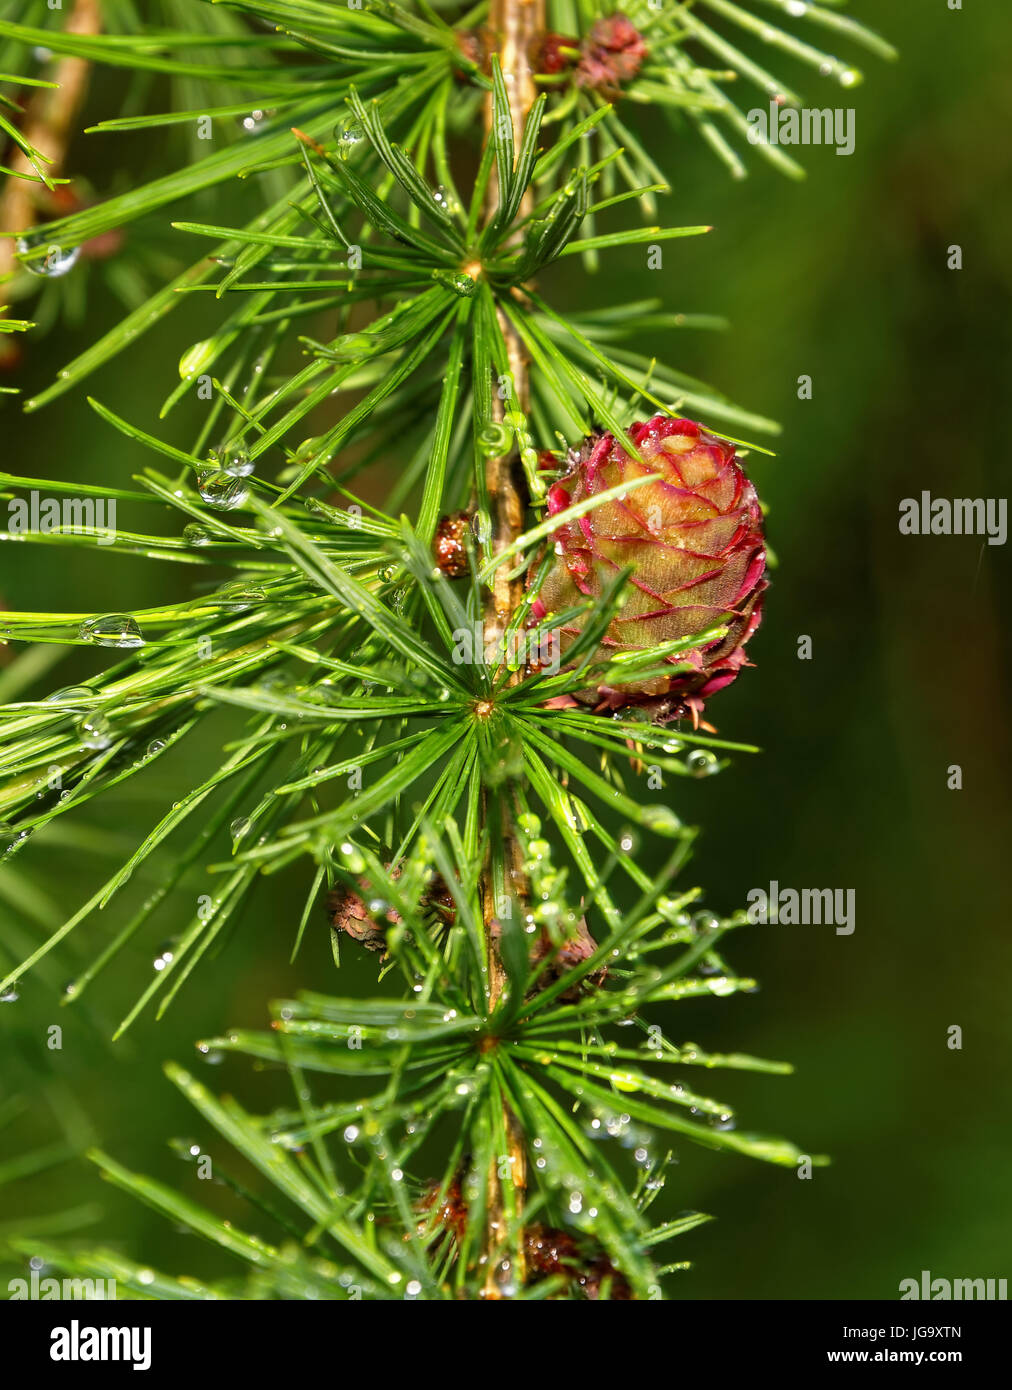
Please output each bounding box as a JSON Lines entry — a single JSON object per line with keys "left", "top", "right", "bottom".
{"left": 530, "top": 415, "right": 767, "bottom": 722}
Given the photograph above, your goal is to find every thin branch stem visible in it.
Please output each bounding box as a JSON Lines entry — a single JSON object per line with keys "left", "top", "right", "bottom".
{"left": 479, "top": 0, "right": 544, "bottom": 1298}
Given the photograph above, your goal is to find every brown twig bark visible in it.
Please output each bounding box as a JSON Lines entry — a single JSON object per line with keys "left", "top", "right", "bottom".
{"left": 481, "top": 0, "right": 542, "bottom": 672}
{"left": 478, "top": 0, "right": 544, "bottom": 1300}
{"left": 0, "top": 0, "right": 101, "bottom": 354}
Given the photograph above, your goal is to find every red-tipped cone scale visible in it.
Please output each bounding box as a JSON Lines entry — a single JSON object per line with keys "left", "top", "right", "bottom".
{"left": 530, "top": 415, "right": 767, "bottom": 722}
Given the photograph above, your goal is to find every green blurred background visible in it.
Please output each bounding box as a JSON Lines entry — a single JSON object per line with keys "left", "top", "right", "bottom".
{"left": 1, "top": 0, "right": 1009, "bottom": 1298}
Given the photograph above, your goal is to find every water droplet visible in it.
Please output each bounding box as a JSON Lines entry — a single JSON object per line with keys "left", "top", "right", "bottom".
{"left": 77, "top": 713, "right": 113, "bottom": 750}
{"left": 657, "top": 897, "right": 692, "bottom": 930}
{"left": 79, "top": 614, "right": 145, "bottom": 649}
{"left": 211, "top": 443, "right": 254, "bottom": 477}
{"left": 197, "top": 469, "right": 248, "bottom": 511}
{"left": 44, "top": 685, "right": 94, "bottom": 708}
{"left": 686, "top": 749, "right": 719, "bottom": 778}
{"left": 432, "top": 268, "right": 475, "bottom": 298}
{"left": 183, "top": 523, "right": 214, "bottom": 547}
{"left": 17, "top": 236, "right": 79, "bottom": 278}
{"left": 230, "top": 817, "right": 252, "bottom": 840}
{"left": 640, "top": 804, "right": 681, "bottom": 836}
{"left": 339, "top": 841, "right": 365, "bottom": 873}
{"left": 477, "top": 423, "right": 511, "bottom": 458}
{"left": 617, "top": 825, "right": 640, "bottom": 854}
{"left": 208, "top": 581, "right": 266, "bottom": 611}
{"left": 335, "top": 121, "right": 364, "bottom": 157}
{"left": 294, "top": 436, "right": 328, "bottom": 470}
{"left": 178, "top": 339, "right": 216, "bottom": 380}
{"left": 328, "top": 331, "right": 378, "bottom": 361}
